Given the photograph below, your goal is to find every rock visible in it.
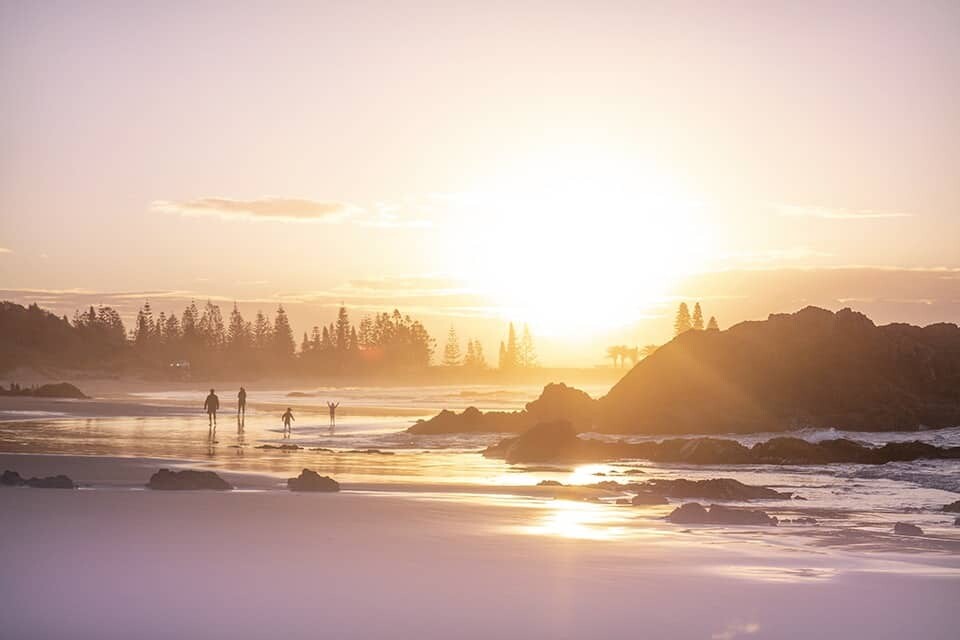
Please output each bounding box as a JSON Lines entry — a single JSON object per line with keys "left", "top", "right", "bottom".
{"left": 599, "top": 306, "right": 960, "bottom": 434}
{"left": 147, "top": 469, "right": 232, "bottom": 491}
{"left": 615, "top": 498, "right": 630, "bottom": 505}
{"left": 346, "top": 449, "right": 395, "bottom": 455}
{"left": 943, "top": 500, "right": 960, "bottom": 513}
{"left": 893, "top": 522, "right": 924, "bottom": 536}
{"left": 287, "top": 469, "right": 340, "bottom": 492}
{"left": 641, "top": 478, "right": 791, "bottom": 500}
{"left": 631, "top": 493, "right": 669, "bottom": 506}
{"left": 537, "top": 480, "right": 563, "bottom": 487}
{"left": 954, "top": 517, "right": 959, "bottom": 527}
{"left": 781, "top": 517, "right": 818, "bottom": 525}
{"left": 255, "top": 444, "right": 302, "bottom": 450}
{"left": 1, "top": 470, "right": 24, "bottom": 486}
{"left": 25, "top": 474, "right": 76, "bottom": 489}
{"left": 500, "top": 421, "right": 586, "bottom": 464}
{"left": 524, "top": 383, "right": 596, "bottom": 431}
{"left": 667, "top": 502, "right": 777, "bottom": 526}
{"left": 31, "top": 382, "right": 89, "bottom": 399}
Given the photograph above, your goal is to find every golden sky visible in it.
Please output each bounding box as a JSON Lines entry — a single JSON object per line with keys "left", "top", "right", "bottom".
{"left": 1, "top": 2, "right": 958, "bottom": 364}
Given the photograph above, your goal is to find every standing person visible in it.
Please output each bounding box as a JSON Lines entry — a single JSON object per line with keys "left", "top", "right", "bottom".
{"left": 204, "top": 389, "right": 220, "bottom": 427}
{"left": 281, "top": 407, "right": 295, "bottom": 437}
{"left": 327, "top": 401, "right": 339, "bottom": 434}
{"left": 237, "top": 386, "right": 247, "bottom": 420}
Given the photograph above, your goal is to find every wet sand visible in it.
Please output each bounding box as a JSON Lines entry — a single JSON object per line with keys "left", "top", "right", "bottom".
{"left": 2, "top": 470, "right": 959, "bottom": 640}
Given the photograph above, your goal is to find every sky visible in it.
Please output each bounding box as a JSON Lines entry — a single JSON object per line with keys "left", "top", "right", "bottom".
{"left": 1, "top": 1, "right": 958, "bottom": 365}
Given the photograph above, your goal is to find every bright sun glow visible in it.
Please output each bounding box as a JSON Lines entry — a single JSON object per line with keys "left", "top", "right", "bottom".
{"left": 447, "top": 147, "right": 714, "bottom": 338}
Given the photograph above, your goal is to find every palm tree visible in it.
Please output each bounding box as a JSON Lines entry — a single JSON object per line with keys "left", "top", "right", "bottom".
{"left": 624, "top": 346, "right": 639, "bottom": 366}
{"left": 606, "top": 345, "right": 622, "bottom": 368}
{"left": 640, "top": 344, "right": 659, "bottom": 359}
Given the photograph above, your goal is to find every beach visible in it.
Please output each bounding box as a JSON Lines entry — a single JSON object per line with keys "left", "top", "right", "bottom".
{"left": 2, "top": 385, "right": 959, "bottom": 639}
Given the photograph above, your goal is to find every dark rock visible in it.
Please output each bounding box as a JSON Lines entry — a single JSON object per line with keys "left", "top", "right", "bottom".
{"left": 537, "top": 480, "right": 563, "bottom": 487}
{"left": 942, "top": 500, "right": 960, "bottom": 513}
{"left": 954, "top": 517, "right": 959, "bottom": 527}
{"left": 667, "top": 502, "right": 778, "bottom": 526}
{"left": 615, "top": 498, "right": 630, "bottom": 505}
{"left": 256, "top": 444, "right": 302, "bottom": 450}
{"left": 287, "top": 469, "right": 340, "bottom": 492}
{"left": 600, "top": 306, "right": 960, "bottom": 434}
{"left": 641, "top": 478, "right": 791, "bottom": 500}
{"left": 147, "top": 469, "right": 232, "bottom": 491}
{"left": 407, "top": 383, "right": 595, "bottom": 435}
{"left": 346, "top": 449, "right": 394, "bottom": 455}
{"left": 24, "top": 474, "right": 76, "bottom": 489}
{"left": 500, "top": 421, "right": 586, "bottom": 464}
{"left": 631, "top": 493, "right": 669, "bottom": 506}
{"left": 782, "top": 517, "right": 818, "bottom": 525}
{"left": 31, "top": 382, "right": 89, "bottom": 399}
{"left": 893, "top": 522, "right": 924, "bottom": 536}
{"left": 1, "top": 470, "right": 24, "bottom": 486}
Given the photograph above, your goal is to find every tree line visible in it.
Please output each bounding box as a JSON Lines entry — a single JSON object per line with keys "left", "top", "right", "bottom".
{"left": 604, "top": 303, "right": 720, "bottom": 369}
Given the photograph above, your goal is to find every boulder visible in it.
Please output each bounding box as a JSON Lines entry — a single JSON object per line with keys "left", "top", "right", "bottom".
{"left": 955, "top": 517, "right": 959, "bottom": 527}
{"left": 631, "top": 493, "right": 669, "bottom": 506}
{"left": 147, "top": 469, "right": 232, "bottom": 491}
{"left": 537, "top": 480, "right": 563, "bottom": 487}
{"left": 25, "top": 474, "right": 76, "bottom": 489}
{"left": 893, "top": 522, "right": 924, "bottom": 536}
{"left": 256, "top": 444, "right": 302, "bottom": 450}
{"left": 942, "top": 500, "right": 960, "bottom": 513}
{"left": 31, "top": 382, "right": 89, "bottom": 399}
{"left": 642, "top": 478, "right": 791, "bottom": 500}
{"left": 524, "top": 383, "right": 596, "bottom": 431}
{"left": 501, "top": 421, "right": 585, "bottom": 464}
{"left": 287, "top": 469, "right": 340, "bottom": 492}
{"left": 1, "top": 469, "right": 24, "bottom": 486}
{"left": 667, "top": 502, "right": 777, "bottom": 526}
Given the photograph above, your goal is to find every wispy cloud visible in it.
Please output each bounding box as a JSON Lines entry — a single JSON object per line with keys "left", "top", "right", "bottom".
{"left": 151, "top": 197, "right": 359, "bottom": 222}
{"left": 774, "top": 204, "right": 912, "bottom": 220}
{"left": 712, "top": 622, "right": 760, "bottom": 640}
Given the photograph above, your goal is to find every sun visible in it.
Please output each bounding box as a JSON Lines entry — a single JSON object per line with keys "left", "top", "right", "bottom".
{"left": 446, "top": 148, "right": 713, "bottom": 338}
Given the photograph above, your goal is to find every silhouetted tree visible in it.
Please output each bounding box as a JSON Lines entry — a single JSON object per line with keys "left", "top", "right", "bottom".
{"left": 707, "top": 316, "right": 720, "bottom": 331}
{"left": 498, "top": 341, "right": 508, "bottom": 369}
{"left": 520, "top": 324, "right": 538, "bottom": 368}
{"left": 692, "top": 302, "right": 704, "bottom": 331}
{"left": 198, "top": 301, "right": 226, "bottom": 351}
{"left": 335, "top": 305, "right": 351, "bottom": 352}
{"left": 606, "top": 345, "right": 623, "bottom": 368}
{"left": 641, "top": 344, "right": 659, "bottom": 359}
{"left": 504, "top": 323, "right": 519, "bottom": 370}
{"left": 272, "top": 305, "right": 295, "bottom": 361}
{"left": 674, "top": 303, "right": 692, "bottom": 337}
{"left": 443, "top": 326, "right": 461, "bottom": 366}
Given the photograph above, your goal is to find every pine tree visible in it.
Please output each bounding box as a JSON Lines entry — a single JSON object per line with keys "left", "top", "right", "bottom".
{"left": 520, "top": 324, "right": 537, "bottom": 368}
{"left": 227, "top": 303, "right": 250, "bottom": 353}
{"left": 692, "top": 302, "right": 705, "bottom": 331}
{"left": 707, "top": 316, "right": 720, "bottom": 331}
{"left": 272, "top": 305, "right": 296, "bottom": 360}
{"left": 300, "top": 332, "right": 310, "bottom": 355}
{"left": 349, "top": 326, "right": 359, "bottom": 351}
{"left": 472, "top": 340, "right": 487, "bottom": 369}
{"left": 335, "top": 305, "right": 351, "bottom": 352}
{"left": 181, "top": 301, "right": 200, "bottom": 346}
{"left": 198, "top": 301, "right": 226, "bottom": 350}
{"left": 498, "top": 341, "right": 508, "bottom": 370}
{"left": 464, "top": 340, "right": 476, "bottom": 367}
{"left": 443, "top": 326, "right": 462, "bottom": 366}
{"left": 505, "top": 323, "right": 519, "bottom": 369}
{"left": 674, "top": 303, "right": 692, "bottom": 337}
{"left": 252, "top": 310, "right": 272, "bottom": 352}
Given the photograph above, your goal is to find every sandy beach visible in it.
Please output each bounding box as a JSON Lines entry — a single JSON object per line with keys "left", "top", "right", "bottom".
{"left": 3, "top": 386, "right": 960, "bottom": 639}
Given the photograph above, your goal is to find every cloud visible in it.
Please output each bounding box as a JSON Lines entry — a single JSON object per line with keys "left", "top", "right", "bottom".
{"left": 712, "top": 622, "right": 760, "bottom": 640}
{"left": 723, "top": 246, "right": 832, "bottom": 265}
{"left": 151, "top": 197, "right": 358, "bottom": 222}
{"left": 774, "top": 204, "right": 912, "bottom": 219}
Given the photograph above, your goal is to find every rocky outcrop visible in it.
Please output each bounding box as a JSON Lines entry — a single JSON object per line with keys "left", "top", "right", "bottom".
{"left": 600, "top": 307, "right": 960, "bottom": 434}
{"left": 893, "top": 522, "right": 924, "bottom": 536}
{"left": 943, "top": 500, "right": 960, "bottom": 513}
{"left": 0, "top": 382, "right": 89, "bottom": 399}
{"left": 631, "top": 493, "right": 669, "bottom": 506}
{"left": 1, "top": 469, "right": 76, "bottom": 489}
{"left": 640, "top": 478, "right": 791, "bottom": 500}
{"left": 482, "top": 425, "right": 960, "bottom": 466}
{"left": 287, "top": 469, "right": 340, "bottom": 492}
{"left": 147, "top": 469, "right": 232, "bottom": 491}
{"left": 667, "top": 503, "right": 778, "bottom": 526}
{"left": 407, "top": 383, "right": 596, "bottom": 435}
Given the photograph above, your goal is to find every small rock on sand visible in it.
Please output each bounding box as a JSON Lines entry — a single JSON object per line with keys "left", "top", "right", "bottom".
{"left": 893, "top": 522, "right": 923, "bottom": 536}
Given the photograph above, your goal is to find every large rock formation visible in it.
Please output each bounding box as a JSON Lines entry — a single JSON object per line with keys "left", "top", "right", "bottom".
{"left": 0, "top": 382, "right": 88, "bottom": 399}
{"left": 287, "top": 469, "right": 340, "bottom": 492}
{"left": 1, "top": 469, "right": 76, "bottom": 489}
{"left": 147, "top": 469, "right": 232, "bottom": 490}
{"left": 600, "top": 306, "right": 960, "bottom": 433}
{"left": 667, "top": 503, "right": 778, "bottom": 526}
{"left": 482, "top": 423, "right": 960, "bottom": 466}
{"left": 407, "top": 383, "right": 596, "bottom": 435}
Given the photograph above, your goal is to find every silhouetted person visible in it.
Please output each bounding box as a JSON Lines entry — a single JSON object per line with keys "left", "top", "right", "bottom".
{"left": 281, "top": 407, "right": 295, "bottom": 437}
{"left": 327, "top": 401, "right": 339, "bottom": 434}
{"left": 237, "top": 386, "right": 247, "bottom": 422}
{"left": 204, "top": 389, "right": 220, "bottom": 427}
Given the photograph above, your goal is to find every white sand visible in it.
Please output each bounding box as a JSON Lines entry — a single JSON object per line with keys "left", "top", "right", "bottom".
{"left": 1, "top": 455, "right": 958, "bottom": 640}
